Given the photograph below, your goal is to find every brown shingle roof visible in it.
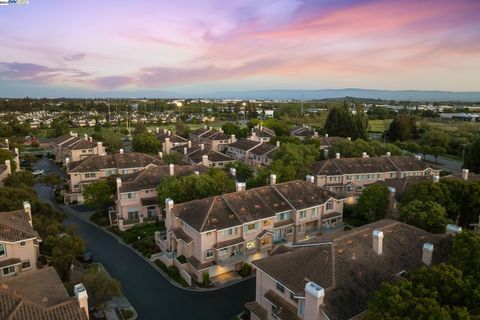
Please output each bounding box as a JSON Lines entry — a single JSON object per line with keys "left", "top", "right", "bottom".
{"left": 186, "top": 149, "right": 232, "bottom": 164}
{"left": 68, "top": 152, "right": 164, "bottom": 173}
{"left": 69, "top": 139, "right": 98, "bottom": 150}
{"left": 212, "top": 237, "right": 245, "bottom": 249}
{"left": 50, "top": 134, "right": 77, "bottom": 145}
{"left": 264, "top": 290, "right": 301, "bottom": 320}
{"left": 0, "top": 267, "right": 88, "bottom": 320}
{"left": 249, "top": 143, "right": 278, "bottom": 156}
{"left": 244, "top": 302, "right": 268, "bottom": 320}
{"left": 0, "top": 209, "right": 39, "bottom": 242}
{"left": 227, "top": 140, "right": 261, "bottom": 151}
{"left": 157, "top": 132, "right": 188, "bottom": 143}
{"left": 172, "top": 228, "right": 193, "bottom": 244}
{"left": 273, "top": 181, "right": 333, "bottom": 210}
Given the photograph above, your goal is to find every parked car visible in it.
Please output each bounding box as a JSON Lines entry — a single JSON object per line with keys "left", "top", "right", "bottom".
{"left": 78, "top": 251, "right": 93, "bottom": 262}
{"left": 32, "top": 169, "right": 44, "bottom": 176}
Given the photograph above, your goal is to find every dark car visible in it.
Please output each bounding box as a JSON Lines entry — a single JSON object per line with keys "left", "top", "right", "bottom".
{"left": 78, "top": 251, "right": 93, "bottom": 262}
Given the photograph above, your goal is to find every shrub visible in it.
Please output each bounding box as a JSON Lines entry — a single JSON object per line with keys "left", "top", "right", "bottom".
{"left": 167, "top": 265, "right": 180, "bottom": 278}
{"left": 202, "top": 271, "right": 210, "bottom": 285}
{"left": 154, "top": 260, "right": 168, "bottom": 273}
{"left": 239, "top": 263, "right": 252, "bottom": 277}
{"left": 176, "top": 255, "right": 187, "bottom": 264}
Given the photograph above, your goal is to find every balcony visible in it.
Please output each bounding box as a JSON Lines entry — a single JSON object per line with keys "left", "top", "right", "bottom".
{"left": 217, "top": 252, "right": 247, "bottom": 266}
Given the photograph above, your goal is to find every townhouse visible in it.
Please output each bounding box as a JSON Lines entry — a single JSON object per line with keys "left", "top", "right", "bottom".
{"left": 246, "top": 219, "right": 454, "bottom": 320}
{"left": 0, "top": 268, "right": 89, "bottom": 320}
{"left": 291, "top": 125, "right": 314, "bottom": 140}
{"left": 65, "top": 150, "right": 164, "bottom": 204}
{"left": 114, "top": 164, "right": 208, "bottom": 230}
{"left": 50, "top": 132, "right": 106, "bottom": 164}
{"left": 249, "top": 125, "right": 276, "bottom": 142}
{"left": 156, "top": 128, "right": 189, "bottom": 154}
{"left": 0, "top": 202, "right": 40, "bottom": 279}
{"left": 0, "top": 159, "right": 13, "bottom": 184}
{"left": 189, "top": 126, "right": 236, "bottom": 152}
{"left": 157, "top": 178, "right": 343, "bottom": 280}
{"left": 310, "top": 154, "right": 441, "bottom": 204}
{"left": 226, "top": 140, "right": 279, "bottom": 167}
{"left": 171, "top": 143, "right": 233, "bottom": 168}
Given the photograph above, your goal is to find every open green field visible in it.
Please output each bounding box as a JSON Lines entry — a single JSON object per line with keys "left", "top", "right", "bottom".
{"left": 368, "top": 119, "right": 393, "bottom": 132}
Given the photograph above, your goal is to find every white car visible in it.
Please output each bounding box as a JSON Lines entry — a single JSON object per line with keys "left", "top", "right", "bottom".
{"left": 32, "top": 169, "right": 44, "bottom": 176}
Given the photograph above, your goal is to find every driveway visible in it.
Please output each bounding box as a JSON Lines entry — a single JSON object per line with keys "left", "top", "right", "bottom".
{"left": 34, "top": 158, "right": 255, "bottom": 320}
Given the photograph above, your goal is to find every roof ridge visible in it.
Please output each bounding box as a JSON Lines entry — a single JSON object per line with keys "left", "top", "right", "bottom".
{"left": 199, "top": 197, "right": 217, "bottom": 232}
{"left": 385, "top": 156, "right": 401, "bottom": 172}
{"left": 331, "top": 159, "right": 343, "bottom": 175}
{"left": 271, "top": 185, "right": 295, "bottom": 211}
{"left": 221, "top": 194, "right": 244, "bottom": 224}
{"left": 6, "top": 297, "right": 23, "bottom": 320}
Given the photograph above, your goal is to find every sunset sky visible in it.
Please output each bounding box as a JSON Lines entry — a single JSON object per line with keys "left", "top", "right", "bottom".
{"left": 0, "top": 0, "right": 479, "bottom": 97}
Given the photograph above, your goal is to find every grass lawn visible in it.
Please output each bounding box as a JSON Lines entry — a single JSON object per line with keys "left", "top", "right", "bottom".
{"left": 368, "top": 119, "right": 393, "bottom": 133}
{"left": 109, "top": 222, "right": 165, "bottom": 257}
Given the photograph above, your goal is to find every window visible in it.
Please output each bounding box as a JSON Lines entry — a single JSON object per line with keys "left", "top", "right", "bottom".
{"left": 246, "top": 240, "right": 256, "bottom": 250}
{"left": 205, "top": 249, "right": 214, "bottom": 259}
{"left": 276, "top": 282, "right": 285, "bottom": 293}
{"left": 346, "top": 175, "right": 352, "bottom": 181}
{"left": 312, "top": 207, "right": 319, "bottom": 216}
{"left": 263, "top": 220, "right": 271, "bottom": 227}
{"left": 223, "top": 228, "right": 237, "bottom": 236}
{"left": 346, "top": 185, "right": 353, "bottom": 192}
{"left": 246, "top": 223, "right": 258, "bottom": 231}
{"left": 147, "top": 206, "right": 156, "bottom": 218}
{"left": 85, "top": 173, "right": 96, "bottom": 179}
{"left": 2, "top": 266, "right": 15, "bottom": 276}
{"left": 127, "top": 208, "right": 139, "bottom": 220}
{"left": 73, "top": 184, "right": 80, "bottom": 190}
{"left": 21, "top": 260, "right": 31, "bottom": 270}
{"left": 285, "top": 227, "right": 293, "bottom": 235}
{"left": 390, "top": 172, "right": 396, "bottom": 178}
{"left": 261, "top": 237, "right": 271, "bottom": 246}
{"left": 277, "top": 211, "right": 291, "bottom": 221}
{"left": 356, "top": 185, "right": 363, "bottom": 192}
{"left": 299, "top": 210, "right": 307, "bottom": 219}
{"left": 127, "top": 192, "right": 136, "bottom": 199}
{"left": 298, "top": 300, "right": 305, "bottom": 317}
{"left": 326, "top": 201, "right": 333, "bottom": 211}
{"left": 0, "top": 244, "right": 5, "bottom": 257}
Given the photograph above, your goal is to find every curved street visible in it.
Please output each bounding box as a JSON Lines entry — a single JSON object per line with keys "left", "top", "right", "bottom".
{"left": 34, "top": 158, "right": 255, "bottom": 320}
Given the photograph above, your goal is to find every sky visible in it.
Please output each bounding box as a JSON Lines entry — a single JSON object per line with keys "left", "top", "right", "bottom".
{"left": 0, "top": 0, "right": 479, "bottom": 97}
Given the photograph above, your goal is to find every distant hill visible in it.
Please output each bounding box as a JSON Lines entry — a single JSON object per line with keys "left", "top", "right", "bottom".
{"left": 209, "top": 89, "right": 480, "bottom": 102}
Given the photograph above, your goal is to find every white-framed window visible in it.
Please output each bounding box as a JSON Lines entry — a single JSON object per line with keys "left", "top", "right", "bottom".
{"left": 263, "top": 219, "right": 271, "bottom": 226}
{"left": 312, "top": 207, "right": 319, "bottom": 216}
{"left": 246, "top": 223, "right": 258, "bottom": 231}
{"left": 285, "top": 227, "right": 293, "bottom": 235}
{"left": 390, "top": 172, "right": 396, "bottom": 178}
{"left": 127, "top": 208, "right": 139, "bottom": 220}
{"left": 346, "top": 185, "right": 353, "bottom": 192}
{"left": 346, "top": 175, "right": 352, "bottom": 181}
{"left": 2, "top": 266, "right": 15, "bottom": 276}
{"left": 127, "top": 192, "right": 136, "bottom": 199}
{"left": 246, "top": 240, "right": 256, "bottom": 250}
{"left": 85, "top": 173, "right": 96, "bottom": 179}
{"left": 277, "top": 211, "right": 291, "bottom": 221}
{"left": 73, "top": 184, "right": 80, "bottom": 190}
{"left": 326, "top": 201, "right": 333, "bottom": 211}
{"left": 299, "top": 210, "right": 307, "bottom": 219}
{"left": 222, "top": 227, "right": 237, "bottom": 236}
{"left": 0, "top": 244, "right": 5, "bottom": 257}
{"left": 205, "top": 249, "right": 214, "bottom": 259}
{"left": 21, "top": 260, "right": 31, "bottom": 270}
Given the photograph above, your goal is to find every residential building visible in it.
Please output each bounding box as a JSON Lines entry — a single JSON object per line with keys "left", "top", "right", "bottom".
{"left": 0, "top": 159, "right": 12, "bottom": 184}
{"left": 50, "top": 132, "right": 106, "bottom": 164}
{"left": 0, "top": 267, "right": 89, "bottom": 320}
{"left": 114, "top": 164, "right": 208, "bottom": 230}
{"left": 172, "top": 143, "right": 233, "bottom": 168}
{"left": 249, "top": 125, "right": 276, "bottom": 142}
{"left": 310, "top": 155, "right": 441, "bottom": 204}
{"left": 156, "top": 128, "right": 189, "bottom": 154}
{"left": 291, "top": 125, "right": 314, "bottom": 140}
{"left": 65, "top": 150, "right": 164, "bottom": 204}
{"left": 0, "top": 202, "right": 40, "bottom": 279}
{"left": 157, "top": 178, "right": 343, "bottom": 280}
{"left": 226, "top": 140, "right": 279, "bottom": 167}
{"left": 189, "top": 126, "right": 236, "bottom": 152}
{"left": 246, "top": 219, "right": 454, "bottom": 320}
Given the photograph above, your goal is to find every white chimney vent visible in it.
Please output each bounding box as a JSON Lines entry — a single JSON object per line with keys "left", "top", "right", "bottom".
{"left": 116, "top": 177, "right": 122, "bottom": 188}
{"left": 230, "top": 167, "right": 237, "bottom": 177}
{"left": 276, "top": 141, "right": 280, "bottom": 147}
{"left": 188, "top": 141, "right": 192, "bottom": 148}
{"left": 270, "top": 174, "right": 277, "bottom": 185}
{"left": 74, "top": 284, "right": 89, "bottom": 319}
{"left": 158, "top": 151, "right": 163, "bottom": 159}
{"left": 446, "top": 224, "right": 462, "bottom": 235}
{"left": 386, "top": 152, "right": 391, "bottom": 157}
{"left": 119, "top": 148, "right": 124, "bottom": 154}
{"left": 235, "top": 182, "right": 246, "bottom": 192}
{"left": 169, "top": 163, "right": 174, "bottom": 176}
{"left": 462, "top": 169, "right": 469, "bottom": 180}
{"left": 184, "top": 147, "right": 188, "bottom": 155}
{"left": 432, "top": 175, "right": 440, "bottom": 183}
{"left": 335, "top": 153, "right": 340, "bottom": 159}
{"left": 415, "top": 155, "right": 422, "bottom": 161}
{"left": 325, "top": 133, "right": 329, "bottom": 138}
{"left": 306, "top": 175, "right": 315, "bottom": 183}
{"left": 362, "top": 152, "right": 368, "bottom": 158}
{"left": 200, "top": 144, "right": 205, "bottom": 150}
{"left": 372, "top": 229, "right": 384, "bottom": 255}
{"left": 422, "top": 243, "right": 434, "bottom": 265}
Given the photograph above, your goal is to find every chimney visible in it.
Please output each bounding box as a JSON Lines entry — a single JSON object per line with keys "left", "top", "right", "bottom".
{"left": 209, "top": 126, "right": 212, "bottom": 131}
{"left": 200, "top": 144, "right": 205, "bottom": 150}
{"left": 194, "top": 171, "right": 200, "bottom": 176}
{"left": 270, "top": 174, "right": 277, "bottom": 185}
{"left": 202, "top": 155, "right": 209, "bottom": 167}
{"left": 235, "top": 182, "right": 246, "bottom": 192}
{"left": 169, "top": 163, "right": 174, "bottom": 176}
{"left": 230, "top": 167, "right": 237, "bottom": 177}
{"left": 23, "top": 201, "right": 32, "bottom": 226}
{"left": 314, "top": 131, "right": 319, "bottom": 137}
{"left": 325, "top": 133, "right": 329, "bottom": 138}
{"left": 158, "top": 151, "right": 163, "bottom": 159}
{"left": 89, "top": 136, "right": 93, "bottom": 142}
{"left": 362, "top": 152, "right": 368, "bottom": 158}
{"left": 422, "top": 243, "right": 434, "bottom": 266}
{"left": 304, "top": 282, "right": 324, "bottom": 320}
{"left": 167, "top": 130, "right": 171, "bottom": 136}
{"left": 116, "top": 177, "right": 122, "bottom": 190}
{"left": 276, "top": 141, "right": 280, "bottom": 147}
{"left": 65, "top": 157, "right": 70, "bottom": 165}
{"left": 230, "top": 134, "right": 236, "bottom": 143}
{"left": 156, "top": 127, "right": 160, "bottom": 134}
{"left": 347, "top": 137, "right": 351, "bottom": 141}
{"left": 97, "top": 142, "right": 104, "bottom": 155}
{"left": 74, "top": 284, "right": 89, "bottom": 319}
{"left": 323, "top": 149, "right": 329, "bottom": 159}
{"left": 163, "top": 129, "right": 167, "bottom": 134}
{"left": 446, "top": 224, "right": 462, "bottom": 235}
{"left": 184, "top": 147, "right": 188, "bottom": 155}
{"left": 188, "top": 141, "right": 192, "bottom": 148}
{"left": 165, "top": 198, "right": 174, "bottom": 229}
{"left": 306, "top": 175, "right": 315, "bottom": 184}
{"left": 372, "top": 230, "right": 384, "bottom": 255}
{"left": 335, "top": 153, "right": 340, "bottom": 159}
{"left": 204, "top": 125, "right": 207, "bottom": 129}
{"left": 4, "top": 160, "right": 11, "bottom": 174}
{"left": 14, "top": 147, "right": 19, "bottom": 156}
{"left": 462, "top": 169, "right": 469, "bottom": 180}
{"left": 415, "top": 155, "right": 422, "bottom": 161}
{"left": 386, "top": 152, "right": 391, "bottom": 157}
{"left": 84, "top": 134, "right": 88, "bottom": 141}
{"left": 251, "top": 132, "right": 257, "bottom": 138}
{"left": 219, "top": 128, "right": 224, "bottom": 133}
{"left": 4, "top": 138, "right": 8, "bottom": 146}
{"left": 70, "top": 131, "right": 74, "bottom": 136}
{"left": 119, "top": 148, "right": 124, "bottom": 154}
{"left": 432, "top": 175, "right": 440, "bottom": 183}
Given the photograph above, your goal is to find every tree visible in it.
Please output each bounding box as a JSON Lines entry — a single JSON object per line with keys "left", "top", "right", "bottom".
{"left": 82, "top": 265, "right": 121, "bottom": 310}
{"left": 388, "top": 114, "right": 416, "bottom": 141}
{"left": 225, "top": 162, "right": 254, "bottom": 182}
{"left": 132, "top": 132, "right": 160, "bottom": 154}
{"left": 4, "top": 171, "right": 35, "bottom": 188}
{"left": 451, "top": 231, "right": 480, "bottom": 281}
{"left": 431, "top": 146, "right": 446, "bottom": 163}
{"left": 324, "top": 103, "right": 355, "bottom": 138}
{"left": 0, "top": 149, "right": 15, "bottom": 168}
{"left": 163, "top": 152, "right": 183, "bottom": 164}
{"left": 222, "top": 123, "right": 248, "bottom": 139}
{"left": 50, "top": 119, "right": 70, "bottom": 137}
{"left": 356, "top": 185, "right": 389, "bottom": 222}
{"left": 175, "top": 121, "right": 190, "bottom": 138}
{"left": 400, "top": 200, "right": 449, "bottom": 234}
{"left": 83, "top": 180, "right": 115, "bottom": 210}
{"left": 464, "top": 138, "right": 480, "bottom": 173}
{"left": 103, "top": 132, "right": 123, "bottom": 153}
{"left": 48, "top": 234, "right": 85, "bottom": 281}
{"left": 132, "top": 122, "right": 147, "bottom": 135}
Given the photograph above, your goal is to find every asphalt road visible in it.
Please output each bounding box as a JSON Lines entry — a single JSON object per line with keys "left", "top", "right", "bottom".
{"left": 34, "top": 158, "right": 255, "bottom": 320}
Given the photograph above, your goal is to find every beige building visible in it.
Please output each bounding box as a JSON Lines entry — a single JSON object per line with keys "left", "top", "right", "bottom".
{"left": 65, "top": 150, "right": 164, "bottom": 204}
{"left": 0, "top": 202, "right": 40, "bottom": 279}
{"left": 114, "top": 164, "right": 208, "bottom": 230}
{"left": 311, "top": 155, "right": 441, "bottom": 204}
{"left": 156, "top": 128, "right": 189, "bottom": 154}
{"left": 157, "top": 178, "right": 343, "bottom": 280}
{"left": 171, "top": 143, "right": 233, "bottom": 168}
{"left": 246, "top": 220, "right": 454, "bottom": 320}
{"left": 0, "top": 267, "right": 89, "bottom": 320}
{"left": 249, "top": 125, "right": 276, "bottom": 143}
{"left": 226, "top": 140, "right": 279, "bottom": 167}
{"left": 50, "top": 132, "right": 106, "bottom": 164}
{"left": 189, "top": 126, "right": 236, "bottom": 152}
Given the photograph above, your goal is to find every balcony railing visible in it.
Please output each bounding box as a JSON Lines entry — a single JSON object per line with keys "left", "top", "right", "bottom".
{"left": 217, "top": 252, "right": 246, "bottom": 266}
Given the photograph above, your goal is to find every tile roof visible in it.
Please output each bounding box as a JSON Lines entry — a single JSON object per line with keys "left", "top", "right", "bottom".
{"left": 119, "top": 164, "right": 207, "bottom": 193}
{"left": 186, "top": 149, "right": 232, "bottom": 164}
{"left": 67, "top": 152, "right": 164, "bottom": 173}
{"left": 157, "top": 132, "right": 188, "bottom": 143}
{"left": 251, "top": 126, "right": 276, "bottom": 138}
{"left": 0, "top": 267, "right": 88, "bottom": 320}
{"left": 50, "top": 134, "right": 77, "bottom": 145}
{"left": 227, "top": 140, "right": 261, "bottom": 151}
{"left": 0, "top": 209, "right": 39, "bottom": 242}
{"left": 173, "top": 180, "right": 329, "bottom": 232}
{"left": 0, "top": 258, "right": 21, "bottom": 268}
{"left": 315, "top": 136, "right": 344, "bottom": 147}
{"left": 172, "top": 228, "right": 193, "bottom": 244}
{"left": 264, "top": 290, "right": 301, "bottom": 320}
{"left": 244, "top": 302, "right": 268, "bottom": 320}
{"left": 249, "top": 143, "right": 278, "bottom": 156}
{"left": 253, "top": 220, "right": 453, "bottom": 320}
{"left": 69, "top": 139, "right": 98, "bottom": 150}
{"left": 212, "top": 237, "right": 245, "bottom": 249}
{"left": 311, "top": 156, "right": 436, "bottom": 176}
{"left": 291, "top": 126, "right": 313, "bottom": 138}
{"left": 190, "top": 128, "right": 211, "bottom": 137}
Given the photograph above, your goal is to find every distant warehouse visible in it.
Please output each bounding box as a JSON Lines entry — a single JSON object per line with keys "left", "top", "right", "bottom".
{"left": 439, "top": 113, "right": 479, "bottom": 122}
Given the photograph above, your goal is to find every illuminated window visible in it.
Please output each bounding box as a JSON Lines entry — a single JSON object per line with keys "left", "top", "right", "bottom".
{"left": 261, "top": 237, "right": 271, "bottom": 246}
{"left": 263, "top": 220, "right": 271, "bottom": 226}
{"left": 246, "top": 240, "right": 256, "bottom": 250}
